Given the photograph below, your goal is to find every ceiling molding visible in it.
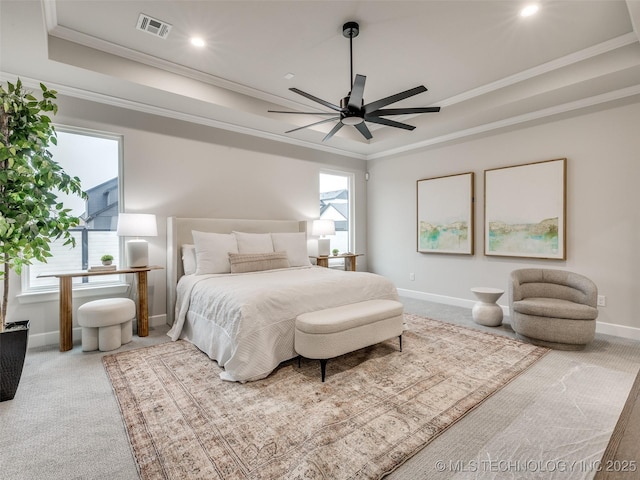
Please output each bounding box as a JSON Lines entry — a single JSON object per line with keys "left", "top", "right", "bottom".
{"left": 627, "top": 0, "right": 640, "bottom": 42}
{"left": 4, "top": 70, "right": 638, "bottom": 162}
{"left": 0, "top": 71, "right": 367, "bottom": 160}
{"left": 368, "top": 84, "right": 640, "bottom": 160}
{"left": 439, "top": 32, "right": 638, "bottom": 108}
{"left": 42, "top": 0, "right": 57, "bottom": 32}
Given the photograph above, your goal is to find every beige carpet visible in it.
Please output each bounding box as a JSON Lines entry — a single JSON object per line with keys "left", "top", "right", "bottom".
{"left": 103, "top": 314, "right": 548, "bottom": 480}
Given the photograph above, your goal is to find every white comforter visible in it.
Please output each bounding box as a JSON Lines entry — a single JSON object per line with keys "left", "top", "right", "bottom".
{"left": 167, "top": 266, "right": 399, "bottom": 382}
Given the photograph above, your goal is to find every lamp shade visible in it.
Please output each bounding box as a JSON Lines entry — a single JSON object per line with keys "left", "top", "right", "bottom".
{"left": 312, "top": 219, "right": 335, "bottom": 237}
{"left": 116, "top": 213, "right": 158, "bottom": 237}
{"left": 116, "top": 213, "right": 157, "bottom": 268}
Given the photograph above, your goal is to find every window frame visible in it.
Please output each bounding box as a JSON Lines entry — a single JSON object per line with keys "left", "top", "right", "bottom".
{"left": 18, "top": 125, "right": 126, "bottom": 300}
{"left": 319, "top": 169, "right": 355, "bottom": 254}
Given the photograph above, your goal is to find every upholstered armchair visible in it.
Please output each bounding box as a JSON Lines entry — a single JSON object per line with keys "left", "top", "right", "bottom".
{"left": 509, "top": 269, "right": 598, "bottom": 349}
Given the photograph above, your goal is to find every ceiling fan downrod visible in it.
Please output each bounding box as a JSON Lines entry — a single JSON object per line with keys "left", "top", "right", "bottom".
{"left": 343, "top": 21, "right": 359, "bottom": 93}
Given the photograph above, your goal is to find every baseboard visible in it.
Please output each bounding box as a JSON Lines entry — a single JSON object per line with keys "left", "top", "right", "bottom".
{"left": 397, "top": 288, "right": 510, "bottom": 316}
{"left": 27, "top": 313, "right": 168, "bottom": 350}
{"left": 596, "top": 321, "right": 640, "bottom": 341}
{"left": 397, "top": 288, "right": 640, "bottom": 341}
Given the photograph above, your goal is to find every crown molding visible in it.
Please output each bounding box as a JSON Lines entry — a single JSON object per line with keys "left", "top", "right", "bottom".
{"left": 4, "top": 72, "right": 638, "bottom": 162}
{"left": 0, "top": 72, "right": 367, "bottom": 160}
{"left": 439, "top": 32, "right": 638, "bottom": 108}
{"left": 368, "top": 84, "right": 640, "bottom": 160}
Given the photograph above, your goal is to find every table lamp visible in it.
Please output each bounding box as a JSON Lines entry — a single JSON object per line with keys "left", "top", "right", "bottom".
{"left": 116, "top": 213, "right": 158, "bottom": 267}
{"left": 312, "top": 219, "right": 335, "bottom": 257}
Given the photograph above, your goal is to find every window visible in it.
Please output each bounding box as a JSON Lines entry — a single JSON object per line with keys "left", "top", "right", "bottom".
{"left": 24, "top": 127, "right": 122, "bottom": 292}
{"left": 319, "top": 171, "right": 353, "bottom": 257}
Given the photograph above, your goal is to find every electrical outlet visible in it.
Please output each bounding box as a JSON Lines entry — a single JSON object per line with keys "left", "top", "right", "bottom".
{"left": 409, "top": 273, "right": 415, "bottom": 281}
{"left": 597, "top": 295, "right": 606, "bottom": 307}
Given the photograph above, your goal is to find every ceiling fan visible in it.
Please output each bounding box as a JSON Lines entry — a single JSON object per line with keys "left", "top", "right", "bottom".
{"left": 269, "top": 21, "right": 441, "bottom": 142}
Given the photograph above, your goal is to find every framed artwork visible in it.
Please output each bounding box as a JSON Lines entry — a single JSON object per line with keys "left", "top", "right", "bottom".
{"left": 417, "top": 172, "right": 474, "bottom": 255}
{"left": 484, "top": 158, "right": 566, "bottom": 259}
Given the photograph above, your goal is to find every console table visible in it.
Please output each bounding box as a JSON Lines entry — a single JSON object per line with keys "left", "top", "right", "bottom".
{"left": 310, "top": 254, "right": 363, "bottom": 271}
{"left": 39, "top": 265, "right": 162, "bottom": 351}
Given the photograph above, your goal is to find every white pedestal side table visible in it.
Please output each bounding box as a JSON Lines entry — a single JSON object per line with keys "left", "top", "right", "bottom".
{"left": 471, "top": 287, "right": 505, "bottom": 327}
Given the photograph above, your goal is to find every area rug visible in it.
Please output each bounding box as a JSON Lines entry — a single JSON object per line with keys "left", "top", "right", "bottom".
{"left": 103, "top": 314, "right": 548, "bottom": 480}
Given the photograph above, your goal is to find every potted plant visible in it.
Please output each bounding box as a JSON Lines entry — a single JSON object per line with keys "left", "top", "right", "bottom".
{"left": 1, "top": 79, "right": 85, "bottom": 401}
{"left": 332, "top": 248, "right": 339, "bottom": 256}
{"left": 100, "top": 254, "right": 114, "bottom": 266}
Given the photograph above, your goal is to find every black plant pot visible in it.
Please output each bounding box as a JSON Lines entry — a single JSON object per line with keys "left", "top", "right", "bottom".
{"left": 1, "top": 320, "right": 30, "bottom": 402}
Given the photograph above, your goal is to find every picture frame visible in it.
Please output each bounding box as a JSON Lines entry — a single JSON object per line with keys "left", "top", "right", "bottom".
{"left": 484, "top": 158, "right": 566, "bottom": 259}
{"left": 417, "top": 172, "right": 474, "bottom": 255}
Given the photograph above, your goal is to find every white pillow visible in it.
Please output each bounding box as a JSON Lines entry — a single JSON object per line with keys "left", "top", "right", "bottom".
{"left": 271, "top": 232, "right": 311, "bottom": 267}
{"left": 192, "top": 230, "right": 238, "bottom": 274}
{"left": 181, "top": 244, "right": 197, "bottom": 275}
{"left": 233, "top": 231, "right": 274, "bottom": 254}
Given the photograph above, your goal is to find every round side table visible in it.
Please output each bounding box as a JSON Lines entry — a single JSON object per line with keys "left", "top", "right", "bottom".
{"left": 471, "top": 287, "right": 505, "bottom": 327}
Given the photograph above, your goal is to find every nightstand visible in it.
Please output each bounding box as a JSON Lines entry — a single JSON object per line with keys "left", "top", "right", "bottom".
{"left": 310, "top": 253, "right": 363, "bottom": 271}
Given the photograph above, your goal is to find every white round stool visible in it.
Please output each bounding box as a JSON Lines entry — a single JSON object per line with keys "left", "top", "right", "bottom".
{"left": 471, "top": 287, "right": 504, "bottom": 327}
{"left": 77, "top": 298, "right": 136, "bottom": 352}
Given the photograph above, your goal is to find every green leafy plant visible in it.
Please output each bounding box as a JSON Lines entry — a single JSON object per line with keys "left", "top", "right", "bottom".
{"left": 100, "top": 254, "right": 114, "bottom": 262}
{"left": 332, "top": 248, "right": 339, "bottom": 255}
{"left": 0, "top": 79, "right": 85, "bottom": 331}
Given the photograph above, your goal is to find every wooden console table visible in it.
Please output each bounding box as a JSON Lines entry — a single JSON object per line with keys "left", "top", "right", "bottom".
{"left": 39, "top": 265, "right": 162, "bottom": 352}
{"left": 310, "top": 254, "right": 363, "bottom": 271}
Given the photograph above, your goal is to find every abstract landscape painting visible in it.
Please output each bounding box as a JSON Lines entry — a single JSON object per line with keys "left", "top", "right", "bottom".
{"left": 417, "top": 172, "right": 474, "bottom": 254}
{"left": 484, "top": 158, "right": 566, "bottom": 259}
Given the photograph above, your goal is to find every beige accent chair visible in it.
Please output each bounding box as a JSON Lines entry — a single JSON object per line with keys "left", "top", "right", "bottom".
{"left": 509, "top": 269, "right": 598, "bottom": 350}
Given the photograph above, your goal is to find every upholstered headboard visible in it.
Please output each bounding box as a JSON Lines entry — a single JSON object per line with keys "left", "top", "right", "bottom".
{"left": 166, "top": 217, "right": 307, "bottom": 324}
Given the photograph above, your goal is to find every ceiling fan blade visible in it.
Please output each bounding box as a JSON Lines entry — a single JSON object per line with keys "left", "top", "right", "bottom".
{"left": 348, "top": 74, "right": 366, "bottom": 110}
{"left": 354, "top": 121, "right": 372, "bottom": 140}
{"left": 363, "top": 85, "right": 428, "bottom": 114}
{"left": 285, "top": 117, "right": 339, "bottom": 134}
{"left": 269, "top": 110, "right": 341, "bottom": 115}
{"left": 322, "top": 122, "right": 344, "bottom": 142}
{"left": 290, "top": 88, "right": 343, "bottom": 112}
{"left": 365, "top": 116, "right": 416, "bottom": 131}
{"left": 367, "top": 106, "right": 441, "bottom": 116}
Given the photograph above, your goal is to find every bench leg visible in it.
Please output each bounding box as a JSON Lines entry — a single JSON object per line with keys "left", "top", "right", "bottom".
{"left": 320, "top": 359, "right": 328, "bottom": 382}
{"left": 399, "top": 334, "right": 403, "bottom": 352}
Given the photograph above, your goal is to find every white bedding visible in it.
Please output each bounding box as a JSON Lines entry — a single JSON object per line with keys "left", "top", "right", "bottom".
{"left": 167, "top": 266, "right": 399, "bottom": 382}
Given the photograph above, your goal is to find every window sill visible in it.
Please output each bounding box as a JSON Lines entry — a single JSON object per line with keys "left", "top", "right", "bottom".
{"left": 16, "top": 283, "right": 130, "bottom": 305}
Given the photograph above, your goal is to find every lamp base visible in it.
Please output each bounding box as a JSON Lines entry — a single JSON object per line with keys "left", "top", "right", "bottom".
{"left": 317, "top": 238, "right": 330, "bottom": 257}
{"left": 126, "top": 239, "right": 149, "bottom": 267}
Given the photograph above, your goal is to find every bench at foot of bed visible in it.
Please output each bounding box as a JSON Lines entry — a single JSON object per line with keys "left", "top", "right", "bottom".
{"left": 294, "top": 299, "right": 404, "bottom": 382}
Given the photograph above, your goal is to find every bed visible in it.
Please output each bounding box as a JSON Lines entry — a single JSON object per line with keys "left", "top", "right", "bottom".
{"left": 166, "top": 217, "right": 400, "bottom": 382}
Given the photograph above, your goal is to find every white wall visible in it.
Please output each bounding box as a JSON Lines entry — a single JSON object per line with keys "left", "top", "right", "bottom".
{"left": 366, "top": 102, "right": 640, "bottom": 335}
{"left": 8, "top": 95, "right": 367, "bottom": 347}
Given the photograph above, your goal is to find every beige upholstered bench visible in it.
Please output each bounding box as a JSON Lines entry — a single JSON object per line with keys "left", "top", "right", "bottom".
{"left": 295, "top": 299, "right": 404, "bottom": 381}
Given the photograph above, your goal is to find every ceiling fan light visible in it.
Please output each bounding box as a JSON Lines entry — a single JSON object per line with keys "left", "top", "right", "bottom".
{"left": 341, "top": 116, "right": 364, "bottom": 126}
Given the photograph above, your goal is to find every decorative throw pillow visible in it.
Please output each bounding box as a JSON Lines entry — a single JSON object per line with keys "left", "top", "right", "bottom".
{"left": 181, "top": 244, "right": 197, "bottom": 275}
{"left": 228, "top": 251, "right": 290, "bottom": 273}
{"left": 232, "top": 231, "right": 274, "bottom": 254}
{"left": 192, "top": 230, "right": 238, "bottom": 274}
{"left": 271, "top": 232, "right": 311, "bottom": 267}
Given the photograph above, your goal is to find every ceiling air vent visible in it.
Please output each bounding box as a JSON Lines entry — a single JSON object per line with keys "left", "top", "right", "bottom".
{"left": 136, "top": 13, "right": 172, "bottom": 39}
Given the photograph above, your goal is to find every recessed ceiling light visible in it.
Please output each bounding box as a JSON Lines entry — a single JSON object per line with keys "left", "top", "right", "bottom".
{"left": 190, "top": 37, "right": 206, "bottom": 48}
{"left": 283, "top": 72, "right": 295, "bottom": 80}
{"left": 520, "top": 4, "right": 539, "bottom": 17}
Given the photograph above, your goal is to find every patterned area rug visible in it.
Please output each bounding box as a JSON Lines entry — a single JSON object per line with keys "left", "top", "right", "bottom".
{"left": 103, "top": 314, "right": 548, "bottom": 479}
